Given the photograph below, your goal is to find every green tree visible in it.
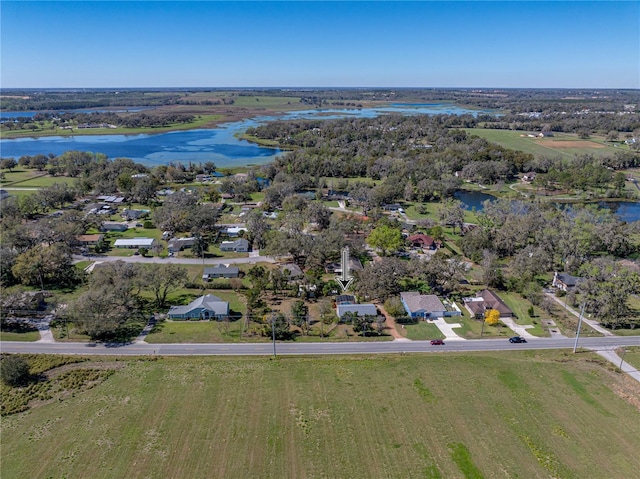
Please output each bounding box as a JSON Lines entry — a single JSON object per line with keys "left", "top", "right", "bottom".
{"left": 267, "top": 312, "right": 291, "bottom": 340}
{"left": 145, "top": 264, "right": 188, "bottom": 309}
{"left": 1, "top": 355, "right": 30, "bottom": 386}
{"left": 367, "top": 225, "right": 403, "bottom": 256}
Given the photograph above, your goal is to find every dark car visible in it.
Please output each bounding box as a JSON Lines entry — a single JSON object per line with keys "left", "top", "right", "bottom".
{"left": 430, "top": 339, "right": 445, "bottom": 345}
{"left": 509, "top": 336, "right": 527, "bottom": 343}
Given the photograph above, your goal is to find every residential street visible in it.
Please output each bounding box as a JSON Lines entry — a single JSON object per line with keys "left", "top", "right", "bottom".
{"left": 72, "top": 253, "right": 275, "bottom": 265}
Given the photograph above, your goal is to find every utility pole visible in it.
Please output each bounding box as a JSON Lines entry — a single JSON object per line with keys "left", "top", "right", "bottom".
{"left": 572, "top": 302, "right": 586, "bottom": 353}
{"left": 271, "top": 313, "right": 277, "bottom": 358}
{"left": 619, "top": 348, "right": 627, "bottom": 370}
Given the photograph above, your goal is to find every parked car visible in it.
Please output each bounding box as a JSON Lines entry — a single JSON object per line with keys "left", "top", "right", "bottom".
{"left": 430, "top": 339, "right": 445, "bottom": 345}
{"left": 509, "top": 336, "right": 527, "bottom": 343}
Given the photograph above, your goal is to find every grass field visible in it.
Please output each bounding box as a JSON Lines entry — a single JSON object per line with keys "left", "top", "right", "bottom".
{"left": 2, "top": 352, "right": 639, "bottom": 478}
{"left": 464, "top": 128, "right": 622, "bottom": 159}
{"left": 0, "top": 114, "right": 222, "bottom": 139}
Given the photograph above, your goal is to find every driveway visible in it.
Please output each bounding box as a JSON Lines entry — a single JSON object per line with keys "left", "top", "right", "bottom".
{"left": 545, "top": 293, "right": 613, "bottom": 336}
{"left": 431, "top": 317, "right": 466, "bottom": 341}
{"left": 499, "top": 316, "right": 536, "bottom": 339}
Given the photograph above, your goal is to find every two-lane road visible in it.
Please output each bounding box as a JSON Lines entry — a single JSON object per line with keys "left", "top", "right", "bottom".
{"left": 2, "top": 336, "right": 639, "bottom": 356}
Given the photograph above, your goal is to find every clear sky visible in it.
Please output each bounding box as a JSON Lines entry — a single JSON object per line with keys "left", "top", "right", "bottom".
{"left": 1, "top": 1, "right": 638, "bottom": 89}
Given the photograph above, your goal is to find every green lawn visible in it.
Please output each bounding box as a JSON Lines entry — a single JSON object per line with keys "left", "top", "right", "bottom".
{"left": 2, "top": 352, "right": 639, "bottom": 479}
{"left": 0, "top": 327, "right": 40, "bottom": 342}
{"left": 401, "top": 321, "right": 445, "bottom": 340}
{"left": 499, "top": 292, "right": 550, "bottom": 337}
{"left": 620, "top": 346, "right": 640, "bottom": 370}
{"left": 464, "top": 128, "right": 622, "bottom": 160}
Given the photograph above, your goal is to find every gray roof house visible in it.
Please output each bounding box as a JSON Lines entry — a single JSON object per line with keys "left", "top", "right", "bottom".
{"left": 203, "top": 265, "right": 240, "bottom": 280}
{"left": 400, "top": 292, "right": 446, "bottom": 319}
{"left": 552, "top": 272, "right": 584, "bottom": 291}
{"left": 281, "top": 263, "right": 304, "bottom": 279}
{"left": 168, "top": 237, "right": 196, "bottom": 252}
{"left": 168, "top": 294, "right": 229, "bottom": 320}
{"left": 101, "top": 221, "right": 129, "bottom": 232}
{"left": 220, "top": 238, "right": 250, "bottom": 252}
{"left": 336, "top": 303, "right": 378, "bottom": 320}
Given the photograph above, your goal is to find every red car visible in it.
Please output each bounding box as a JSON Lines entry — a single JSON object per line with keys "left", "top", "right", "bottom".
{"left": 430, "top": 339, "right": 445, "bottom": 345}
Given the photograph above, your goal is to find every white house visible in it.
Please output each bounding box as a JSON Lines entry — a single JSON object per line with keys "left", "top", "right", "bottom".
{"left": 113, "top": 238, "right": 156, "bottom": 249}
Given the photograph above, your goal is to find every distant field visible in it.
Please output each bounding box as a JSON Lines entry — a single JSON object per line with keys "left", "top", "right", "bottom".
{"left": 0, "top": 114, "right": 222, "bottom": 139}
{"left": 2, "top": 352, "right": 639, "bottom": 478}
{"left": 464, "top": 128, "right": 622, "bottom": 159}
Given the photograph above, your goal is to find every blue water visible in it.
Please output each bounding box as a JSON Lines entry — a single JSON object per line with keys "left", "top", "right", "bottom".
{"left": 0, "top": 103, "right": 491, "bottom": 167}
{"left": 457, "top": 193, "right": 640, "bottom": 223}
{"left": 454, "top": 190, "right": 496, "bottom": 211}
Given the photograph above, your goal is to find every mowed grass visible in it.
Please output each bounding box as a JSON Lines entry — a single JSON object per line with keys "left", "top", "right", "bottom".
{"left": 464, "top": 128, "right": 621, "bottom": 159}
{"left": 2, "top": 352, "right": 640, "bottom": 479}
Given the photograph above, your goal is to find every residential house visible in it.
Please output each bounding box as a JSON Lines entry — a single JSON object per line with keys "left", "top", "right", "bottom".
{"left": 220, "top": 238, "right": 250, "bottom": 252}
{"left": 463, "top": 290, "right": 513, "bottom": 318}
{"left": 97, "top": 195, "right": 125, "bottom": 203}
{"left": 75, "top": 234, "right": 104, "bottom": 246}
{"left": 114, "top": 238, "right": 156, "bottom": 249}
{"left": 220, "top": 225, "right": 248, "bottom": 237}
{"left": 400, "top": 292, "right": 446, "bottom": 319}
{"left": 522, "top": 172, "right": 537, "bottom": 183}
{"left": 281, "top": 263, "right": 304, "bottom": 280}
{"left": 408, "top": 233, "right": 437, "bottom": 250}
{"left": 552, "top": 272, "right": 584, "bottom": 292}
{"left": 168, "top": 237, "right": 196, "bottom": 253}
{"left": 195, "top": 174, "right": 212, "bottom": 182}
{"left": 336, "top": 303, "right": 378, "bottom": 320}
{"left": 121, "top": 209, "right": 148, "bottom": 221}
{"left": 0, "top": 189, "right": 10, "bottom": 202}
{"left": 168, "top": 294, "right": 229, "bottom": 320}
{"left": 383, "top": 203, "right": 403, "bottom": 212}
{"left": 101, "top": 221, "right": 129, "bottom": 232}
{"left": 203, "top": 265, "right": 240, "bottom": 280}
{"left": 326, "top": 257, "right": 364, "bottom": 274}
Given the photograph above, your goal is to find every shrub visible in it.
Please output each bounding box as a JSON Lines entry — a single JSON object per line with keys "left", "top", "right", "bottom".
{"left": 143, "top": 220, "right": 154, "bottom": 229}
{"left": 1, "top": 355, "right": 30, "bottom": 387}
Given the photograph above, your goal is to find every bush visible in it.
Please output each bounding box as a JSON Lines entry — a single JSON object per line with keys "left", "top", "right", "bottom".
{"left": 1, "top": 355, "right": 30, "bottom": 387}
{"left": 143, "top": 220, "right": 154, "bottom": 229}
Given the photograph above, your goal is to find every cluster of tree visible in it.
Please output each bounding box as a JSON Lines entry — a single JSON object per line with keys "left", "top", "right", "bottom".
{"left": 64, "top": 262, "right": 188, "bottom": 339}
{"left": 251, "top": 115, "right": 534, "bottom": 199}
{"left": 0, "top": 90, "right": 184, "bottom": 111}
{"left": 1, "top": 111, "right": 195, "bottom": 131}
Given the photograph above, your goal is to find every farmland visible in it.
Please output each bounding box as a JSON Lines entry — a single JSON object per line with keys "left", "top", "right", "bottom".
{"left": 2, "top": 352, "right": 639, "bottom": 478}
{"left": 464, "top": 128, "right": 624, "bottom": 159}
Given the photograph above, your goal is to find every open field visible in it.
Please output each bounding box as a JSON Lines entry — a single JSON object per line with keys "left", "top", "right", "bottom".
{"left": 464, "top": 128, "right": 623, "bottom": 159}
{"left": 0, "top": 114, "right": 223, "bottom": 139}
{"left": 2, "top": 352, "right": 639, "bottom": 478}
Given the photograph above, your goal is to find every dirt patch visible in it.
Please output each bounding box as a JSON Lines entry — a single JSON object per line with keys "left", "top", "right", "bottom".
{"left": 611, "top": 376, "right": 640, "bottom": 412}
{"left": 536, "top": 140, "right": 605, "bottom": 149}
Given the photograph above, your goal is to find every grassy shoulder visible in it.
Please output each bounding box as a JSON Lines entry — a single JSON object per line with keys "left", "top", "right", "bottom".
{"left": 2, "top": 352, "right": 639, "bottom": 479}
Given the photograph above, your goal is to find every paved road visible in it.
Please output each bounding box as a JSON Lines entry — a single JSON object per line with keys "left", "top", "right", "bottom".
{"left": 73, "top": 254, "right": 275, "bottom": 265}
{"left": 2, "top": 336, "right": 639, "bottom": 356}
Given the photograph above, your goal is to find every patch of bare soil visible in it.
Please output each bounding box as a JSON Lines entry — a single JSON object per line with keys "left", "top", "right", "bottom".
{"left": 537, "top": 140, "right": 605, "bottom": 149}
{"left": 611, "top": 376, "right": 640, "bottom": 412}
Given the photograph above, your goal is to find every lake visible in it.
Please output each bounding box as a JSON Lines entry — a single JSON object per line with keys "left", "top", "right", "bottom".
{"left": 454, "top": 190, "right": 640, "bottom": 223}
{"left": 0, "top": 104, "right": 491, "bottom": 167}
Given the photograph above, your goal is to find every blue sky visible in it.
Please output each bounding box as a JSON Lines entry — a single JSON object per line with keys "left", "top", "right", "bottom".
{"left": 1, "top": 1, "right": 638, "bottom": 88}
